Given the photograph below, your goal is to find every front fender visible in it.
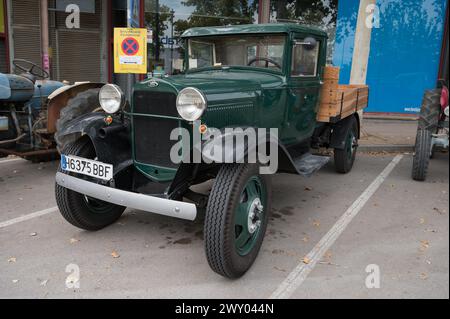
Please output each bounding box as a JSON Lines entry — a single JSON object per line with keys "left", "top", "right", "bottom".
{"left": 56, "top": 113, "right": 132, "bottom": 172}
{"left": 200, "top": 127, "right": 298, "bottom": 174}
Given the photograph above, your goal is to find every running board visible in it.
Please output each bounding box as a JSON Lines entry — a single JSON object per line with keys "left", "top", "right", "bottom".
{"left": 293, "top": 153, "right": 330, "bottom": 177}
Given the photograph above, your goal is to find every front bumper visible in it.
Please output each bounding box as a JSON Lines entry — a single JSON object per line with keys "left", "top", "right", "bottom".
{"left": 55, "top": 172, "right": 197, "bottom": 221}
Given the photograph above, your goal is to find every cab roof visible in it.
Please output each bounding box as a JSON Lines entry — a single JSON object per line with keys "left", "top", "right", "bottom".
{"left": 181, "top": 23, "right": 328, "bottom": 38}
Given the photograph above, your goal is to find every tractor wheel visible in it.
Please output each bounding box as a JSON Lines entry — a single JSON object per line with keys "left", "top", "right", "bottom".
{"left": 334, "top": 116, "right": 358, "bottom": 174}
{"left": 418, "top": 89, "right": 441, "bottom": 131}
{"left": 55, "top": 137, "right": 125, "bottom": 231}
{"left": 55, "top": 88, "right": 101, "bottom": 151}
{"left": 412, "top": 129, "right": 433, "bottom": 181}
{"left": 204, "top": 164, "right": 272, "bottom": 278}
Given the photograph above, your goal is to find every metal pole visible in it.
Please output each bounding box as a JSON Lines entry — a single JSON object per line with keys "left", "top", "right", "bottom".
{"left": 155, "top": 0, "right": 160, "bottom": 62}
{"left": 258, "top": 0, "right": 270, "bottom": 24}
{"left": 170, "top": 9, "right": 174, "bottom": 74}
{"left": 40, "top": 0, "right": 50, "bottom": 76}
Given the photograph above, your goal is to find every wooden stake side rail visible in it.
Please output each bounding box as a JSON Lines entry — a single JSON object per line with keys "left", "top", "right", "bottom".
{"left": 317, "top": 66, "right": 369, "bottom": 123}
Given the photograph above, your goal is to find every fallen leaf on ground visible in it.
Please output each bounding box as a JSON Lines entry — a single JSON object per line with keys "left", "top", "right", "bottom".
{"left": 313, "top": 220, "right": 320, "bottom": 228}
{"left": 111, "top": 251, "right": 120, "bottom": 258}
{"left": 7, "top": 257, "right": 16, "bottom": 263}
{"left": 319, "top": 261, "right": 340, "bottom": 267}
{"left": 419, "top": 218, "right": 425, "bottom": 224}
{"left": 419, "top": 240, "right": 430, "bottom": 252}
{"left": 420, "top": 273, "right": 428, "bottom": 280}
{"left": 274, "top": 266, "right": 286, "bottom": 272}
{"left": 433, "top": 207, "right": 445, "bottom": 215}
{"left": 303, "top": 257, "right": 311, "bottom": 264}
{"left": 302, "top": 236, "right": 309, "bottom": 243}
{"left": 69, "top": 238, "right": 79, "bottom": 244}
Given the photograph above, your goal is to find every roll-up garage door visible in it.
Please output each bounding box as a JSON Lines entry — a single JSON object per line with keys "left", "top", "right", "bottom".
{"left": 10, "top": 0, "right": 103, "bottom": 83}
{"left": 48, "top": 0, "right": 103, "bottom": 82}
{"left": 10, "top": 0, "right": 42, "bottom": 69}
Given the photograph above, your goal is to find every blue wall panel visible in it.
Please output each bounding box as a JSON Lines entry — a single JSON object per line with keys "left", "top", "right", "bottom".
{"left": 332, "top": 0, "right": 360, "bottom": 85}
{"left": 366, "top": 0, "right": 447, "bottom": 113}
{"left": 333, "top": 0, "right": 447, "bottom": 114}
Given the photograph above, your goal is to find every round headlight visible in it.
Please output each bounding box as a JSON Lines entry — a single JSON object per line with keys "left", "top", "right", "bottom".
{"left": 176, "top": 87, "right": 207, "bottom": 121}
{"left": 99, "top": 84, "right": 125, "bottom": 114}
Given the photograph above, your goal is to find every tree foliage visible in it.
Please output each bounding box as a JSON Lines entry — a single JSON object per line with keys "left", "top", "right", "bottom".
{"left": 174, "top": 0, "right": 257, "bottom": 35}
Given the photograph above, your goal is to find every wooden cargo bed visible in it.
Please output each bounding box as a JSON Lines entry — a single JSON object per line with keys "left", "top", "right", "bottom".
{"left": 317, "top": 66, "right": 369, "bottom": 123}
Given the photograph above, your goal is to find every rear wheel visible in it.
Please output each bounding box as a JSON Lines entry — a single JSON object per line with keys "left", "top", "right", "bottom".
{"left": 412, "top": 129, "right": 433, "bottom": 181}
{"left": 204, "top": 164, "right": 272, "bottom": 278}
{"left": 334, "top": 116, "right": 358, "bottom": 174}
{"left": 55, "top": 137, "right": 125, "bottom": 231}
{"left": 418, "top": 89, "right": 441, "bottom": 131}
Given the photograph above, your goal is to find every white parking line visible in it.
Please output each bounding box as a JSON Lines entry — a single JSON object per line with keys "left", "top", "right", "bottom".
{"left": 270, "top": 155, "right": 404, "bottom": 299}
{"left": 0, "top": 207, "right": 58, "bottom": 229}
{"left": 0, "top": 158, "right": 24, "bottom": 165}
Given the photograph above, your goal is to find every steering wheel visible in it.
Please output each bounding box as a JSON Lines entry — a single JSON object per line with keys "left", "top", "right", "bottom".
{"left": 247, "top": 57, "right": 282, "bottom": 70}
{"left": 13, "top": 59, "right": 49, "bottom": 79}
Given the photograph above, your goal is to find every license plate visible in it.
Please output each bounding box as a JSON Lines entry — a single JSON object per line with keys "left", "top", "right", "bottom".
{"left": 61, "top": 155, "right": 113, "bottom": 181}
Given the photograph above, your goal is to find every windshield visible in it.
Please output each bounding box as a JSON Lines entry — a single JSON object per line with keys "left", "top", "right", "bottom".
{"left": 187, "top": 35, "right": 286, "bottom": 72}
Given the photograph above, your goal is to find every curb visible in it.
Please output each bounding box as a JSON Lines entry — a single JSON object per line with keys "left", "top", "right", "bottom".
{"left": 359, "top": 144, "right": 414, "bottom": 153}
{"left": 363, "top": 114, "right": 419, "bottom": 121}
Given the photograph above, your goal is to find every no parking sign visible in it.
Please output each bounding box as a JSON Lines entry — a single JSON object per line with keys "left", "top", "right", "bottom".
{"left": 114, "top": 28, "right": 147, "bottom": 74}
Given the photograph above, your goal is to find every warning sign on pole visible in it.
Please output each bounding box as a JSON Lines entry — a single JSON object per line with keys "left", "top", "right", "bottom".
{"left": 114, "top": 28, "right": 147, "bottom": 74}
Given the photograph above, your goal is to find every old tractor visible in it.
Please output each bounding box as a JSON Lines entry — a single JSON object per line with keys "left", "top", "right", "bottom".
{"left": 0, "top": 59, "right": 104, "bottom": 162}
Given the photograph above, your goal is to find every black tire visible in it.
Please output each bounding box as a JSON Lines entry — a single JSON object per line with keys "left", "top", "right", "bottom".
{"left": 418, "top": 89, "right": 441, "bottom": 131}
{"left": 55, "top": 137, "right": 125, "bottom": 231}
{"left": 412, "top": 129, "right": 433, "bottom": 181}
{"left": 55, "top": 88, "right": 101, "bottom": 151}
{"left": 334, "top": 116, "right": 358, "bottom": 174}
{"left": 204, "top": 164, "right": 272, "bottom": 279}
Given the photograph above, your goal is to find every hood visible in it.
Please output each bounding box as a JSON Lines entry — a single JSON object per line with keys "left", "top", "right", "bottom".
{"left": 137, "top": 69, "right": 285, "bottom": 104}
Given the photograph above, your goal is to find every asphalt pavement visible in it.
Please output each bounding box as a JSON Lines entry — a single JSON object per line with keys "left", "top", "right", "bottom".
{"left": 0, "top": 151, "right": 448, "bottom": 299}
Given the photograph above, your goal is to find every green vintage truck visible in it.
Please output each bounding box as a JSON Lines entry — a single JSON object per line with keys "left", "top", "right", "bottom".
{"left": 55, "top": 24, "right": 368, "bottom": 278}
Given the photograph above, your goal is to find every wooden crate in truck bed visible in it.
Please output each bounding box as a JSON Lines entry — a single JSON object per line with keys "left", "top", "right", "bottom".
{"left": 317, "top": 66, "right": 369, "bottom": 123}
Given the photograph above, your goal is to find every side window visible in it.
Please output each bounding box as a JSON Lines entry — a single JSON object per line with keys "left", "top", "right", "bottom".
{"left": 189, "top": 40, "right": 215, "bottom": 69}
{"left": 291, "top": 40, "right": 320, "bottom": 77}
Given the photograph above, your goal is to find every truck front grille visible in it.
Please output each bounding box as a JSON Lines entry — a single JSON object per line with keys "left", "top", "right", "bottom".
{"left": 133, "top": 116, "right": 180, "bottom": 169}
{"left": 133, "top": 91, "right": 178, "bottom": 118}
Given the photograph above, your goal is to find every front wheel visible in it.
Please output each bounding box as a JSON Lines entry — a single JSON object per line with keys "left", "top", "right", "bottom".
{"left": 412, "top": 129, "right": 433, "bottom": 181}
{"left": 204, "top": 164, "right": 272, "bottom": 278}
{"left": 334, "top": 116, "right": 359, "bottom": 174}
{"left": 55, "top": 137, "right": 125, "bottom": 231}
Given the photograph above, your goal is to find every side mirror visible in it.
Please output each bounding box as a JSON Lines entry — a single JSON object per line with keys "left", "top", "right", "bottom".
{"left": 296, "top": 37, "right": 318, "bottom": 51}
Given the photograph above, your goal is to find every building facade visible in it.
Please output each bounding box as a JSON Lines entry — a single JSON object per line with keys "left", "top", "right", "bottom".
{"left": 0, "top": 0, "right": 448, "bottom": 114}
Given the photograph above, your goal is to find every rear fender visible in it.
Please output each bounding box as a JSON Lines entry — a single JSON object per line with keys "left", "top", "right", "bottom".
{"left": 330, "top": 114, "right": 360, "bottom": 150}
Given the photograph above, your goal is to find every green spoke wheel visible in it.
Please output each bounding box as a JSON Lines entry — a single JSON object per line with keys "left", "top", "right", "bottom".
{"left": 234, "top": 177, "right": 267, "bottom": 256}
{"left": 204, "top": 164, "right": 272, "bottom": 278}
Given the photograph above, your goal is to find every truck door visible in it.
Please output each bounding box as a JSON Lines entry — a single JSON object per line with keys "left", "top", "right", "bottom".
{"left": 281, "top": 34, "right": 325, "bottom": 146}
